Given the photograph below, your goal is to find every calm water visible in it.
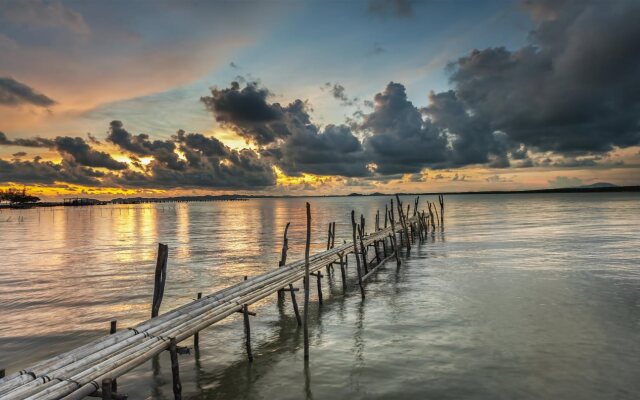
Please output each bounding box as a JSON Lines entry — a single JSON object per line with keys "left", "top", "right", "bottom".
{"left": 1, "top": 194, "right": 639, "bottom": 399}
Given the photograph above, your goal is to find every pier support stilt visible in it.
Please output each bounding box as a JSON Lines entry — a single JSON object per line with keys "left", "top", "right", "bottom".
{"left": 351, "top": 210, "right": 365, "bottom": 299}
{"left": 303, "top": 203, "right": 311, "bottom": 360}
{"left": 101, "top": 378, "right": 112, "bottom": 400}
{"left": 169, "top": 338, "right": 182, "bottom": 400}
{"left": 194, "top": 292, "right": 202, "bottom": 348}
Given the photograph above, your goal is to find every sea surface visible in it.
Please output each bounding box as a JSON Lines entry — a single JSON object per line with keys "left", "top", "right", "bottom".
{"left": 0, "top": 193, "right": 639, "bottom": 399}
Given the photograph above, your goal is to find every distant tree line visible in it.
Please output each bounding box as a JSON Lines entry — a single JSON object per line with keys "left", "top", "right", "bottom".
{"left": 0, "top": 187, "right": 40, "bottom": 204}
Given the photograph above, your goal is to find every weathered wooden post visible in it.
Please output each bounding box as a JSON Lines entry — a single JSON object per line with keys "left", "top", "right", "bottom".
{"left": 438, "top": 194, "right": 444, "bottom": 225}
{"left": 278, "top": 222, "right": 301, "bottom": 326}
{"left": 0, "top": 369, "right": 4, "bottom": 379}
{"left": 351, "top": 210, "right": 365, "bottom": 299}
{"left": 242, "top": 276, "right": 253, "bottom": 362}
{"left": 395, "top": 195, "right": 411, "bottom": 252}
{"left": 194, "top": 292, "right": 202, "bottom": 348}
{"left": 151, "top": 243, "right": 168, "bottom": 318}
{"left": 311, "top": 270, "right": 323, "bottom": 305}
{"left": 109, "top": 320, "right": 118, "bottom": 393}
{"left": 277, "top": 223, "right": 291, "bottom": 301}
{"left": 357, "top": 219, "right": 369, "bottom": 274}
{"left": 339, "top": 253, "right": 347, "bottom": 290}
{"left": 101, "top": 378, "right": 112, "bottom": 400}
{"left": 388, "top": 207, "right": 401, "bottom": 267}
{"left": 169, "top": 338, "right": 182, "bottom": 400}
{"left": 303, "top": 202, "right": 311, "bottom": 360}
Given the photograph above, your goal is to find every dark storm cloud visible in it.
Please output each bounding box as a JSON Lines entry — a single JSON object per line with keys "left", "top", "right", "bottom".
{"left": 200, "top": 81, "right": 302, "bottom": 145}
{"left": 0, "top": 158, "right": 103, "bottom": 185}
{"left": 264, "top": 124, "right": 370, "bottom": 177}
{"left": 0, "top": 131, "right": 54, "bottom": 147}
{"left": 423, "top": 90, "right": 511, "bottom": 168}
{"left": 361, "top": 82, "right": 449, "bottom": 174}
{"left": 0, "top": 77, "right": 56, "bottom": 107}
{"left": 368, "top": 0, "right": 414, "bottom": 17}
{"left": 445, "top": 0, "right": 640, "bottom": 156}
{"left": 202, "top": 81, "right": 369, "bottom": 177}
{"left": 107, "top": 120, "right": 175, "bottom": 157}
{"left": 1, "top": 131, "right": 126, "bottom": 170}
{"left": 53, "top": 136, "right": 128, "bottom": 170}
{"left": 106, "top": 121, "right": 275, "bottom": 189}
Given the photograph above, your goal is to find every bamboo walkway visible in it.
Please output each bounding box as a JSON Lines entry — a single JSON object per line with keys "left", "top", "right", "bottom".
{"left": 0, "top": 195, "right": 444, "bottom": 400}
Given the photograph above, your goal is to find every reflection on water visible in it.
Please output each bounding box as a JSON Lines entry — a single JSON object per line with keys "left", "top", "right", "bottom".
{"left": 1, "top": 194, "right": 639, "bottom": 399}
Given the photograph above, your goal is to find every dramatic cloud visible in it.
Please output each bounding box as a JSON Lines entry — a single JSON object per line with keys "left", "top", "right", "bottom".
{"left": 444, "top": 0, "right": 640, "bottom": 156}
{"left": 107, "top": 122, "right": 275, "bottom": 189}
{"left": 202, "top": 81, "right": 369, "bottom": 177}
{"left": 264, "top": 124, "right": 369, "bottom": 177}
{"left": 53, "top": 136, "right": 128, "bottom": 170}
{"left": 201, "top": 82, "right": 306, "bottom": 145}
{"left": 0, "top": 131, "right": 54, "bottom": 147}
{"left": 1, "top": 131, "right": 126, "bottom": 170}
{"left": 0, "top": 77, "right": 56, "bottom": 107}
{"left": 361, "top": 82, "right": 449, "bottom": 174}
{"left": 0, "top": 158, "right": 103, "bottom": 186}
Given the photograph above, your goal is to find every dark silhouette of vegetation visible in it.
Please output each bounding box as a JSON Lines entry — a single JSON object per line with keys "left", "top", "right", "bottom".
{"left": 0, "top": 187, "right": 40, "bottom": 204}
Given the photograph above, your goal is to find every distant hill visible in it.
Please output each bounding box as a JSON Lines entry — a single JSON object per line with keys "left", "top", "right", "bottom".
{"left": 579, "top": 182, "right": 618, "bottom": 189}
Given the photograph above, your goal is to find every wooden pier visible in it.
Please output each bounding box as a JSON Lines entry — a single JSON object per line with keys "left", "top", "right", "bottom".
{"left": 0, "top": 195, "right": 444, "bottom": 400}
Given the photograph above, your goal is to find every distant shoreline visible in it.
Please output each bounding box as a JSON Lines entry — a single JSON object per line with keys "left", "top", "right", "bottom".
{"left": 1, "top": 185, "right": 638, "bottom": 209}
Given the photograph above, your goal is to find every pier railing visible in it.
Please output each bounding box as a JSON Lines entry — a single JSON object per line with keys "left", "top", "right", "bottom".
{"left": 0, "top": 195, "right": 444, "bottom": 400}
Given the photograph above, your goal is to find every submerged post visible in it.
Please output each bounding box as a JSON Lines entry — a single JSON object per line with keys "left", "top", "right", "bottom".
{"left": 109, "top": 320, "right": 118, "bottom": 392}
{"left": 438, "top": 194, "right": 444, "bottom": 225}
{"left": 242, "top": 276, "right": 253, "bottom": 362}
{"left": 351, "top": 210, "right": 365, "bottom": 299}
{"left": 303, "top": 202, "right": 311, "bottom": 360}
{"left": 169, "top": 338, "right": 182, "bottom": 400}
{"left": 101, "top": 378, "right": 112, "bottom": 400}
{"left": 194, "top": 292, "right": 202, "bottom": 348}
{"left": 151, "top": 243, "right": 168, "bottom": 318}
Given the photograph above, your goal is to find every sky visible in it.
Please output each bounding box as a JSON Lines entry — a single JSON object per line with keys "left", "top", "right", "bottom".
{"left": 1, "top": 0, "right": 639, "bottom": 199}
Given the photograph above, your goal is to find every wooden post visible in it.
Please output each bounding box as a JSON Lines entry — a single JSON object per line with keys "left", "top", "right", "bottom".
{"left": 0, "top": 369, "right": 4, "bottom": 379}
{"left": 325, "top": 222, "right": 332, "bottom": 275}
{"left": 151, "top": 243, "right": 168, "bottom": 318}
{"left": 339, "top": 253, "right": 347, "bottom": 290}
{"left": 388, "top": 205, "right": 401, "bottom": 268}
{"left": 438, "top": 194, "right": 444, "bottom": 225}
{"left": 109, "top": 320, "right": 117, "bottom": 393}
{"left": 357, "top": 221, "right": 369, "bottom": 274}
{"left": 194, "top": 292, "right": 202, "bottom": 348}
{"left": 384, "top": 205, "right": 388, "bottom": 229}
{"left": 395, "top": 195, "right": 411, "bottom": 252}
{"left": 288, "top": 282, "right": 302, "bottom": 326}
{"left": 303, "top": 202, "right": 311, "bottom": 360}
{"left": 243, "top": 276, "right": 253, "bottom": 362}
{"left": 351, "top": 210, "right": 365, "bottom": 299}
{"left": 101, "top": 378, "right": 112, "bottom": 400}
{"left": 312, "top": 271, "right": 323, "bottom": 305}
{"left": 277, "top": 223, "right": 291, "bottom": 301}
{"left": 169, "top": 338, "right": 182, "bottom": 400}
